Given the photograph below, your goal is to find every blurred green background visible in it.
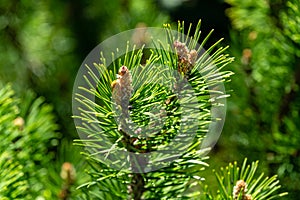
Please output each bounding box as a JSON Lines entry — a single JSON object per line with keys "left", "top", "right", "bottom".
{"left": 1, "top": 0, "right": 299, "bottom": 199}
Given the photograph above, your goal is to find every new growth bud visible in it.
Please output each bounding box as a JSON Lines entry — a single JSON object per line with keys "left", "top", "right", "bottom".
{"left": 59, "top": 162, "right": 76, "bottom": 199}
{"left": 112, "top": 65, "right": 134, "bottom": 137}
{"left": 112, "top": 65, "right": 133, "bottom": 111}
{"left": 173, "top": 40, "right": 198, "bottom": 77}
{"left": 233, "top": 180, "right": 252, "bottom": 200}
{"left": 13, "top": 117, "right": 25, "bottom": 130}
{"left": 60, "top": 162, "right": 76, "bottom": 184}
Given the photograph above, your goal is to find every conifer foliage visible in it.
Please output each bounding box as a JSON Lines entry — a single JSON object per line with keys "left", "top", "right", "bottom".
{"left": 0, "top": 84, "right": 58, "bottom": 199}
{"left": 225, "top": 0, "right": 300, "bottom": 198}
{"left": 73, "top": 21, "right": 287, "bottom": 199}
{"left": 0, "top": 19, "right": 288, "bottom": 199}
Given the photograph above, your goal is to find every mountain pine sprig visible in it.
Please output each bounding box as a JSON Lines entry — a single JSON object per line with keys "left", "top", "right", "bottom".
{"left": 74, "top": 20, "right": 234, "bottom": 199}
{"left": 202, "top": 158, "right": 288, "bottom": 200}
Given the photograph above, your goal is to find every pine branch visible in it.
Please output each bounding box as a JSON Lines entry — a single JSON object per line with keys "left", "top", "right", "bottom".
{"left": 74, "top": 20, "right": 233, "bottom": 199}
{"left": 207, "top": 158, "right": 288, "bottom": 200}
{"left": 0, "top": 84, "right": 59, "bottom": 199}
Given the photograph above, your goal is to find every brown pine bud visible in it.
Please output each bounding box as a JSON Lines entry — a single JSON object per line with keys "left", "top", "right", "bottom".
{"left": 112, "top": 66, "right": 133, "bottom": 109}
{"left": 173, "top": 40, "right": 197, "bottom": 77}
{"left": 241, "top": 48, "right": 252, "bottom": 66}
{"left": 13, "top": 117, "right": 25, "bottom": 130}
{"left": 233, "top": 180, "right": 252, "bottom": 200}
{"left": 60, "top": 162, "right": 76, "bottom": 185}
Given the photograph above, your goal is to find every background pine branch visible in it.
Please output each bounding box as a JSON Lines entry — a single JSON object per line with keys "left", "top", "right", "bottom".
{"left": 0, "top": 84, "right": 58, "bottom": 199}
